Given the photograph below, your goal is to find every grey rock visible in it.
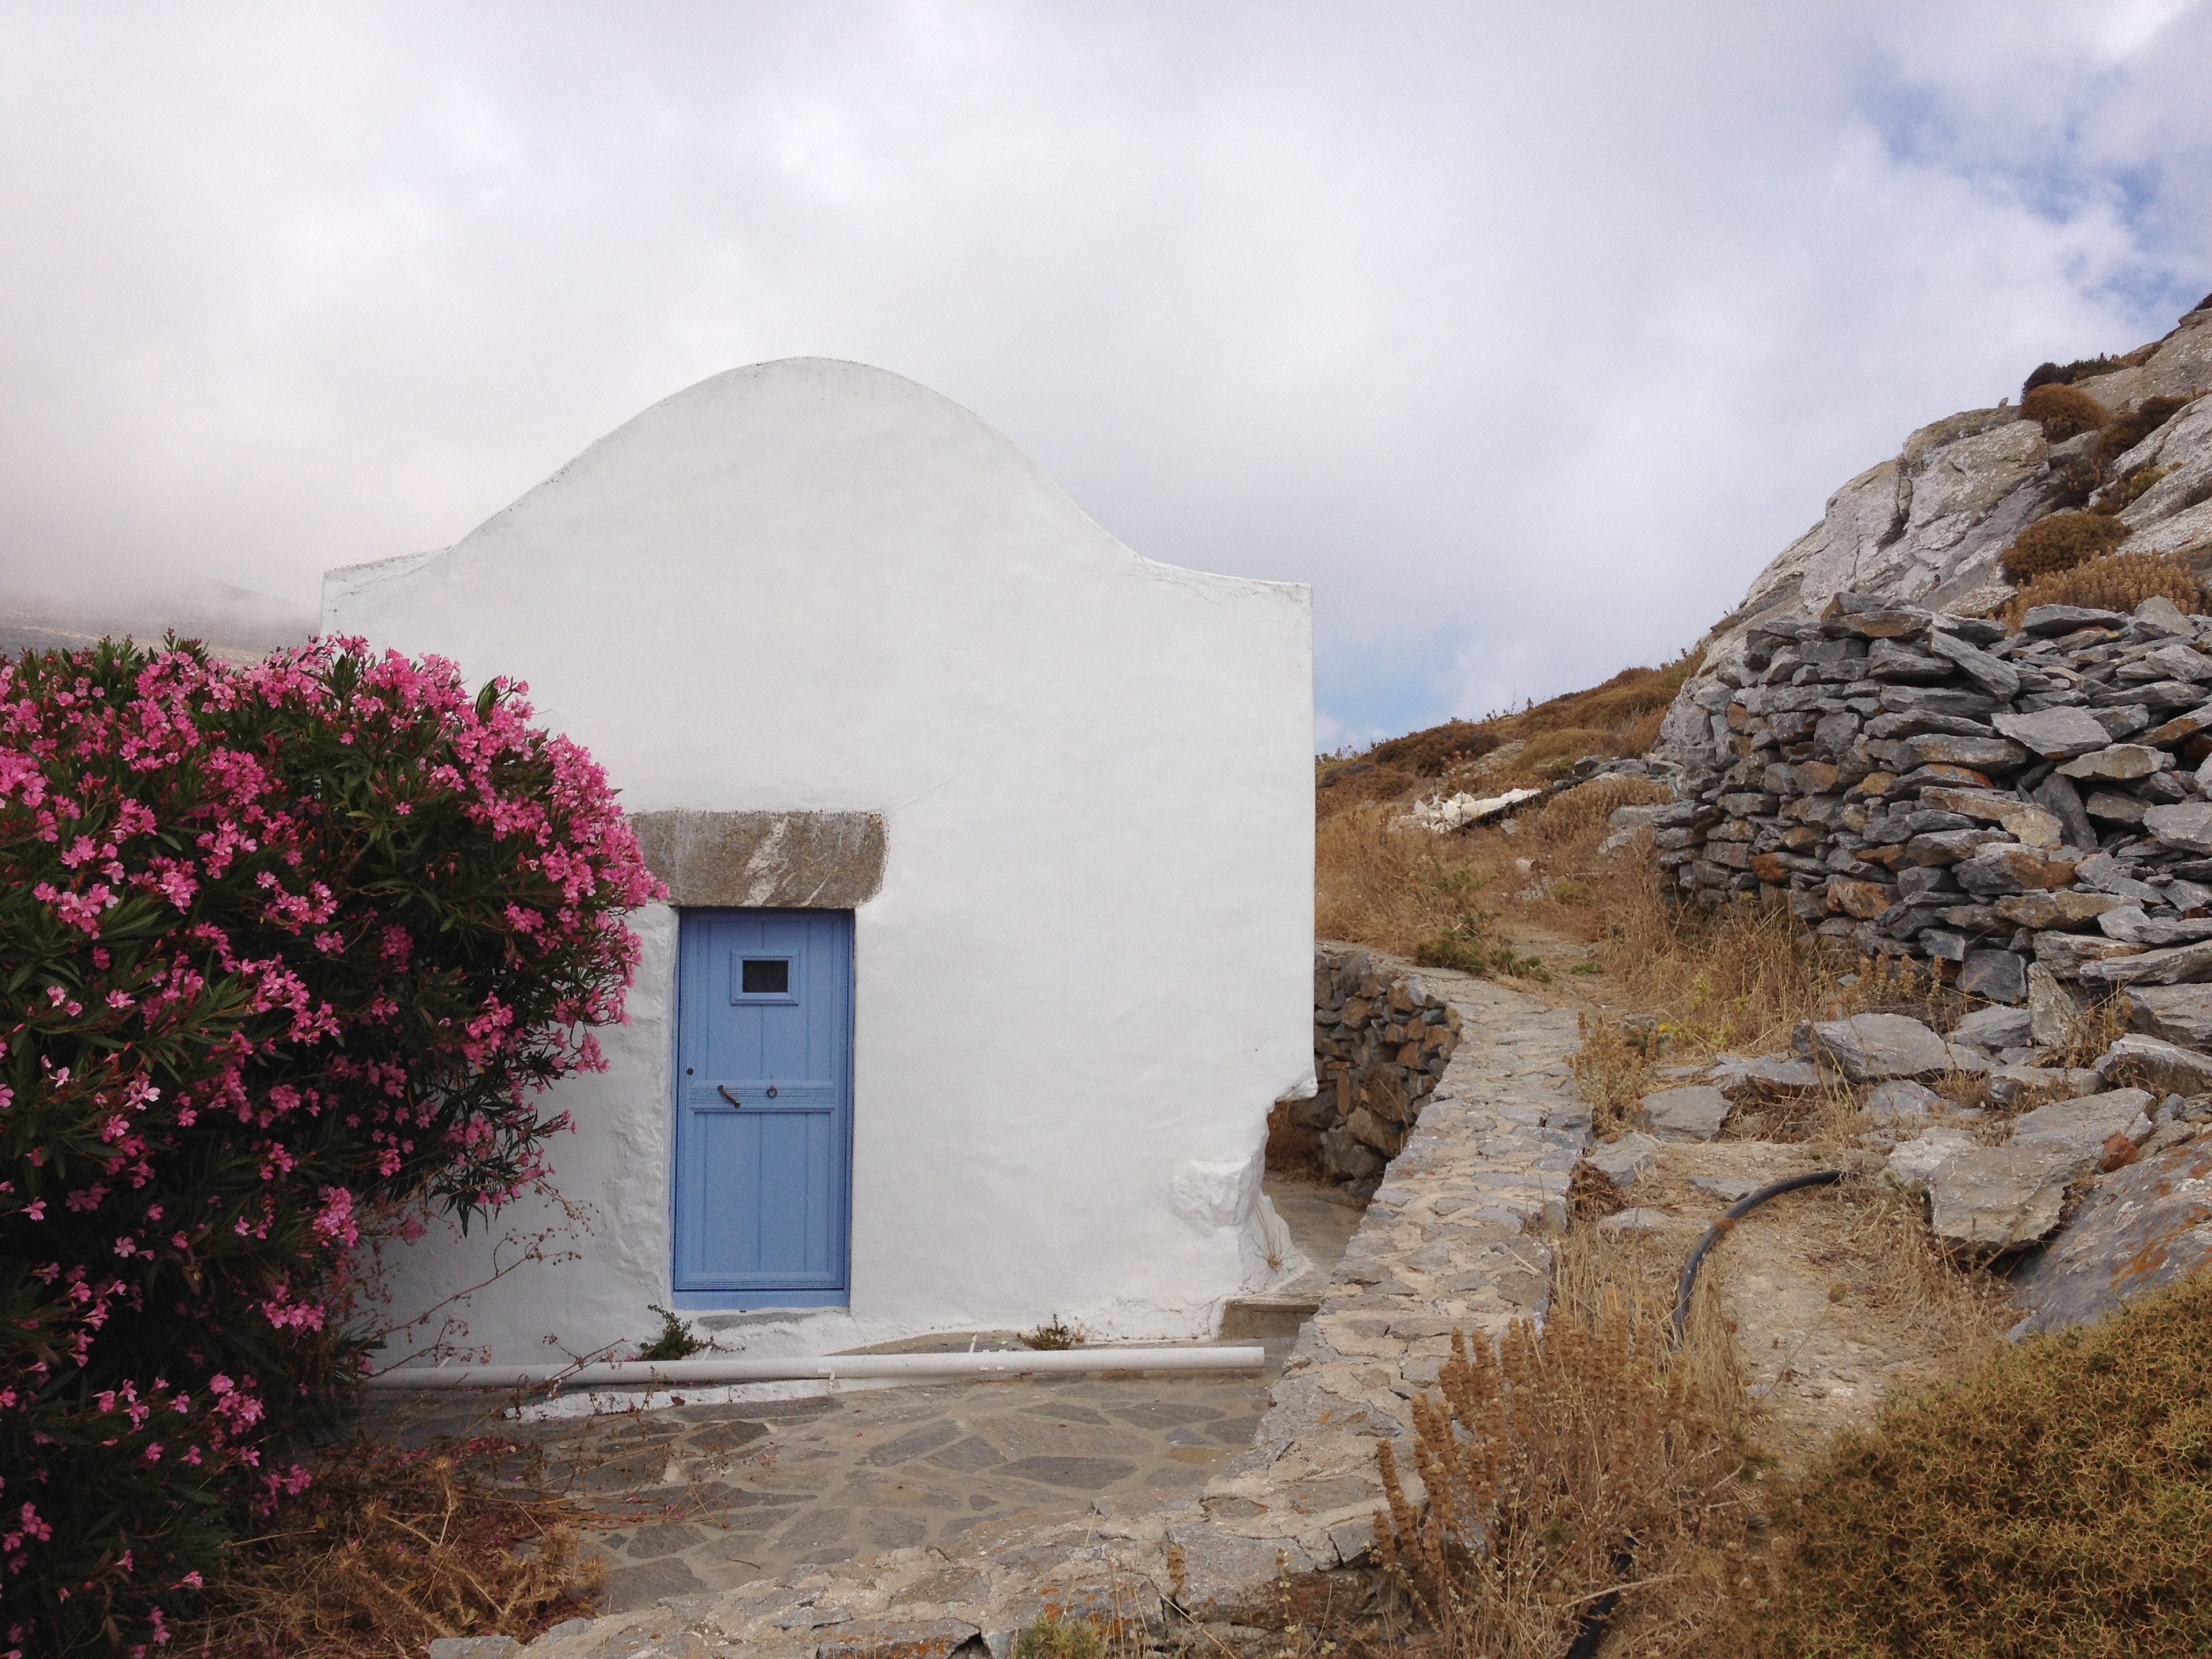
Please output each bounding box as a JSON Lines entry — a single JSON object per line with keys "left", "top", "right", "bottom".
{"left": 1905, "top": 733, "right": 2030, "bottom": 771}
{"left": 1927, "top": 628, "right": 2022, "bottom": 697}
{"left": 2127, "top": 983, "right": 2212, "bottom": 1048}
{"left": 2009, "top": 1138, "right": 2212, "bottom": 1336}
{"left": 1596, "top": 1207, "right": 1674, "bottom": 1237}
{"left": 1954, "top": 842, "right": 2079, "bottom": 897}
{"left": 1632, "top": 1085, "right": 1730, "bottom": 1142}
{"left": 2093, "top": 1035, "right": 2212, "bottom": 1096}
{"left": 2030, "top": 771, "right": 2100, "bottom": 851}
{"left": 816, "top": 1620, "right": 983, "bottom": 1659}
{"left": 1986, "top": 1065, "right": 2107, "bottom": 1108}
{"left": 1811, "top": 1012, "right": 1985, "bottom": 1082}
{"left": 2074, "top": 849, "right": 2163, "bottom": 905}
{"left": 2057, "top": 743, "right": 2173, "bottom": 781}
{"left": 428, "top": 1641, "right": 523, "bottom": 1659}
{"left": 2076, "top": 937, "right": 2212, "bottom": 985}
{"left": 2028, "top": 963, "right": 2086, "bottom": 1047}
{"left": 1959, "top": 949, "right": 2028, "bottom": 1004}
{"left": 2022, "top": 605, "right": 2129, "bottom": 636}
{"left": 1866, "top": 638, "right": 1952, "bottom": 681}
{"left": 2095, "top": 906, "right": 2212, "bottom": 946}
{"left": 2033, "top": 930, "right": 2146, "bottom": 978}
{"left": 1689, "top": 1175, "right": 1762, "bottom": 1202}
{"left": 1927, "top": 1141, "right": 2093, "bottom": 1254}
{"left": 1990, "top": 704, "right": 2113, "bottom": 760}
{"left": 2143, "top": 800, "right": 2212, "bottom": 853}
{"left": 1954, "top": 1004, "right": 2032, "bottom": 1048}
{"left": 1585, "top": 1132, "right": 1660, "bottom": 1189}
{"left": 1864, "top": 1079, "right": 1939, "bottom": 1125}
{"left": 1162, "top": 1524, "right": 1316, "bottom": 1611}
{"left": 1885, "top": 1128, "right": 1977, "bottom": 1186}
{"left": 1905, "top": 827, "right": 2011, "bottom": 865}
{"left": 2010, "top": 1088, "right": 2155, "bottom": 1158}
{"left": 2085, "top": 790, "right": 2148, "bottom": 825}
{"left": 1709, "top": 1054, "right": 1827, "bottom": 1097}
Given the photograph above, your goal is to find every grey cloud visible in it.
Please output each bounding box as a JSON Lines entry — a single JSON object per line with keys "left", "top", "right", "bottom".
{"left": 1, "top": 1, "right": 2207, "bottom": 741}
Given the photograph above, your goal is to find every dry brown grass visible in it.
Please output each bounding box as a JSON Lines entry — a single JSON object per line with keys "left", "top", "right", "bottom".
{"left": 2003, "top": 550, "right": 2205, "bottom": 623}
{"left": 1711, "top": 1273, "right": 2212, "bottom": 1656}
{"left": 1996, "top": 510, "right": 2131, "bottom": 581}
{"left": 170, "top": 1439, "right": 602, "bottom": 1659}
{"left": 1316, "top": 654, "right": 1706, "bottom": 822}
{"left": 2020, "top": 380, "right": 2111, "bottom": 441}
{"left": 1373, "top": 1267, "right": 1757, "bottom": 1659}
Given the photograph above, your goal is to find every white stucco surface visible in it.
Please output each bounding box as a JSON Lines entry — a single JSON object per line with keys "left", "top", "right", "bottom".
{"left": 325, "top": 359, "right": 1314, "bottom": 1366}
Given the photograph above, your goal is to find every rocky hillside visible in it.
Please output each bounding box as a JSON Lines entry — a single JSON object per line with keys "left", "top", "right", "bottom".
{"left": 1658, "top": 295, "right": 2212, "bottom": 764}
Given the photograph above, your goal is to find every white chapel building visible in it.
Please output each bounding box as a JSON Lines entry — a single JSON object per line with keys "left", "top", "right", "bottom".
{"left": 325, "top": 359, "right": 1315, "bottom": 1366}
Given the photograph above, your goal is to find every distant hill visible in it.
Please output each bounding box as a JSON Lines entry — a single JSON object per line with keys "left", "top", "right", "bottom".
{"left": 0, "top": 576, "right": 315, "bottom": 665}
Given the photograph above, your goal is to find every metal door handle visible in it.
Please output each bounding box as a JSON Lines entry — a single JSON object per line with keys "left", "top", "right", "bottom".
{"left": 717, "top": 1085, "right": 742, "bottom": 1108}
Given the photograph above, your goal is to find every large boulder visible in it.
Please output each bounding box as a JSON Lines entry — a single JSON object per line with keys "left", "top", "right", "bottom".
{"left": 1811, "top": 1013, "right": 1984, "bottom": 1082}
{"left": 2007, "top": 1137, "right": 2212, "bottom": 1336}
{"left": 1926, "top": 1142, "right": 2092, "bottom": 1256}
{"left": 2009, "top": 1088, "right": 2156, "bottom": 1161}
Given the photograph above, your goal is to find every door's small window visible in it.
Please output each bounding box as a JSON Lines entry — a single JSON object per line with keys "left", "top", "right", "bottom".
{"left": 731, "top": 953, "right": 798, "bottom": 1002}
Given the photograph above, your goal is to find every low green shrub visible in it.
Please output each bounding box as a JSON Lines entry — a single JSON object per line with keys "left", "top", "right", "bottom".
{"left": 1998, "top": 510, "right": 2130, "bottom": 581}
{"left": 2020, "top": 382, "right": 2110, "bottom": 441}
{"left": 1734, "top": 1272, "right": 2212, "bottom": 1656}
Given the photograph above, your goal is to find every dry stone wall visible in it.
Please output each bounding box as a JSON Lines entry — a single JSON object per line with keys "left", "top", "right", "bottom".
{"left": 1664, "top": 590, "right": 2212, "bottom": 1002}
{"left": 1292, "top": 945, "right": 1461, "bottom": 1187}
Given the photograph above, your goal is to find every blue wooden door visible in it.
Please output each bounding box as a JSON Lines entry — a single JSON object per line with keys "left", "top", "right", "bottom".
{"left": 673, "top": 909, "right": 853, "bottom": 1306}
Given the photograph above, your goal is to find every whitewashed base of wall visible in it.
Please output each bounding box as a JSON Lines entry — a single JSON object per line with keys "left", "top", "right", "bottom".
{"left": 508, "top": 968, "right": 1587, "bottom": 1658}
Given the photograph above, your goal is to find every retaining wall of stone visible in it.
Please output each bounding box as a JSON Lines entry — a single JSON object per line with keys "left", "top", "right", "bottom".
{"left": 1663, "top": 590, "right": 2212, "bottom": 1002}
{"left": 1289, "top": 945, "right": 1461, "bottom": 1187}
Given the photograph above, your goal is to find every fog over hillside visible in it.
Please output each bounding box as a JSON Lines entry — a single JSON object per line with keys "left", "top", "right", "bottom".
{"left": 0, "top": 576, "right": 314, "bottom": 665}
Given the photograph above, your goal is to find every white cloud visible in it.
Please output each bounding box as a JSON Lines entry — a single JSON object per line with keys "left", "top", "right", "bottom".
{"left": 1, "top": 1, "right": 2207, "bottom": 739}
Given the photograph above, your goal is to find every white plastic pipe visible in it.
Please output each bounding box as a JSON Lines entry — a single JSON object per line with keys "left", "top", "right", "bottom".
{"left": 361, "top": 1345, "right": 1268, "bottom": 1391}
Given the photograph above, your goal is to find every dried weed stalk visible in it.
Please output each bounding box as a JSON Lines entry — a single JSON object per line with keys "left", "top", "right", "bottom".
{"left": 169, "top": 1439, "right": 602, "bottom": 1659}
{"left": 1373, "top": 1286, "right": 1755, "bottom": 1659}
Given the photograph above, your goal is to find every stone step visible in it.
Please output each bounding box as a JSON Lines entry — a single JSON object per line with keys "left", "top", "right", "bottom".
{"left": 1217, "top": 1296, "right": 1320, "bottom": 1340}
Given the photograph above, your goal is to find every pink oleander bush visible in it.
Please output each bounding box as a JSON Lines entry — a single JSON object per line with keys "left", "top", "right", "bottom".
{"left": 0, "top": 637, "right": 662, "bottom": 1656}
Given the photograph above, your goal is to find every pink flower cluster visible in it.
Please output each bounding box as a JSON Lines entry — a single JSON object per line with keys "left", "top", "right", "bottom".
{"left": 1, "top": 636, "right": 663, "bottom": 1652}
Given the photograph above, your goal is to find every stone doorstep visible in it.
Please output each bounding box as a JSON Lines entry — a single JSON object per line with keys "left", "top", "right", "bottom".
{"left": 1216, "top": 1298, "right": 1322, "bottom": 1341}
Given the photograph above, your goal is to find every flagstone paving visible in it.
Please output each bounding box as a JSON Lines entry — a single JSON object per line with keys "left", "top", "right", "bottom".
{"left": 485, "top": 964, "right": 1587, "bottom": 1655}
{"left": 374, "top": 1178, "right": 1362, "bottom": 1613}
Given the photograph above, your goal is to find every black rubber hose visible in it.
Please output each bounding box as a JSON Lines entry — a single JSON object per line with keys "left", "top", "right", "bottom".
{"left": 1671, "top": 1169, "right": 1844, "bottom": 1343}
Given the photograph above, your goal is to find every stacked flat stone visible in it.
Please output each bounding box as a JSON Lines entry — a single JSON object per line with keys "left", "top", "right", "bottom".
{"left": 1296, "top": 946, "right": 1462, "bottom": 1185}
{"left": 1662, "top": 590, "right": 2212, "bottom": 1004}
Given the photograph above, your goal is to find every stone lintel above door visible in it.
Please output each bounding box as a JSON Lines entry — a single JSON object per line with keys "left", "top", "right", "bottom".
{"left": 630, "top": 810, "right": 886, "bottom": 909}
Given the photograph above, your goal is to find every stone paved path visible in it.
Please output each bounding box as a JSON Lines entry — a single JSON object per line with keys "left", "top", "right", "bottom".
{"left": 500, "top": 966, "right": 1586, "bottom": 1656}
{"left": 376, "top": 1180, "right": 1365, "bottom": 1613}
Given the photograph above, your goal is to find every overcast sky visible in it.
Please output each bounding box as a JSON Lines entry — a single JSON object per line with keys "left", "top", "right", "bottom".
{"left": 3, "top": 2, "right": 2209, "bottom": 745}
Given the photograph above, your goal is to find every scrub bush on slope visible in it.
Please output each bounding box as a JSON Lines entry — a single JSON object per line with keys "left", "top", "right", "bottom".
{"left": 1730, "top": 1271, "right": 2212, "bottom": 1658}
{"left": 0, "top": 638, "right": 661, "bottom": 1656}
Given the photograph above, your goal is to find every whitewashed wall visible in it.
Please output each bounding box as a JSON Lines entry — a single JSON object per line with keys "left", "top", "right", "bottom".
{"left": 326, "top": 359, "right": 1314, "bottom": 1366}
